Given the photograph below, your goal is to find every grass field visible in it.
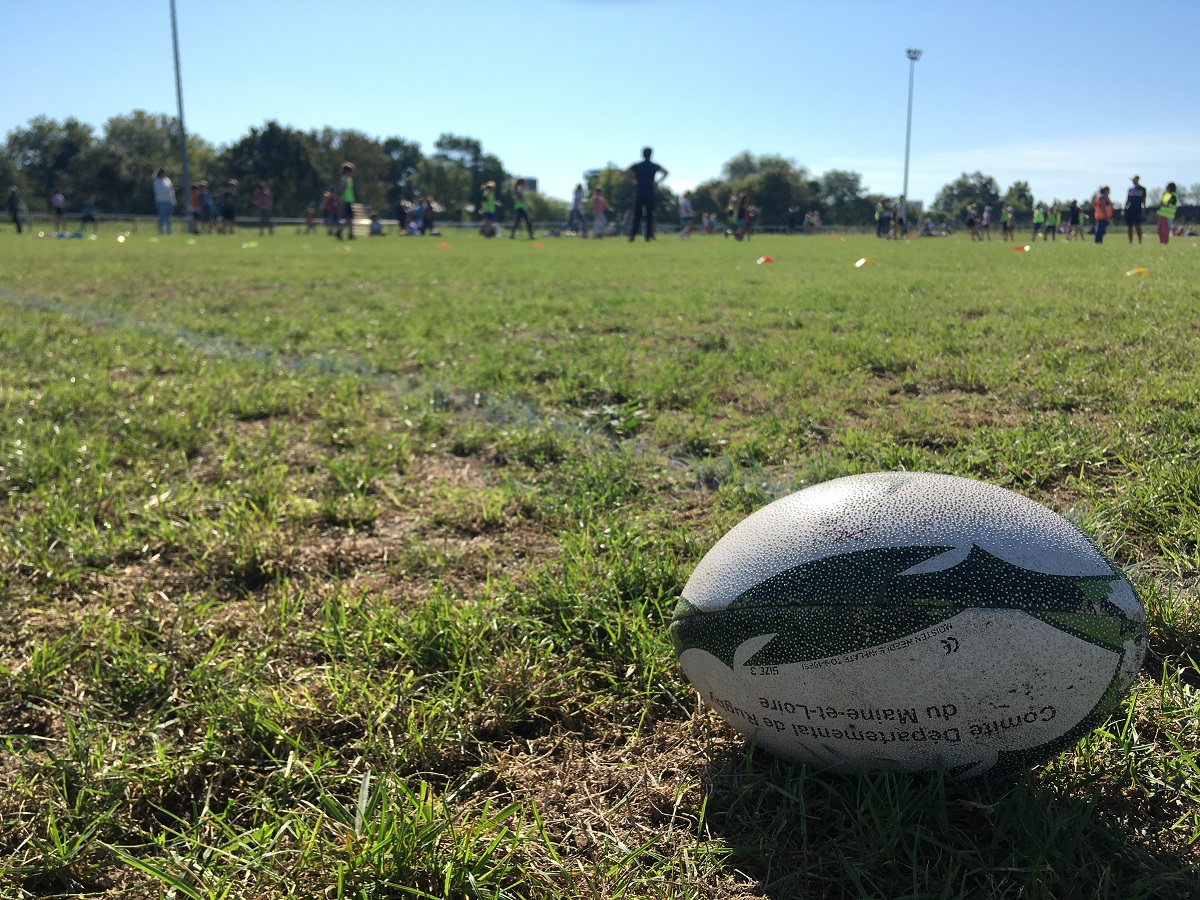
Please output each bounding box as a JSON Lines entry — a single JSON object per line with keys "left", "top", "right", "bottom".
{"left": 2, "top": 228, "right": 1199, "bottom": 899}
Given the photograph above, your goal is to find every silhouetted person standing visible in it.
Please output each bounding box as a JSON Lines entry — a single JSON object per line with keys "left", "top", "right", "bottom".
{"left": 623, "top": 147, "right": 668, "bottom": 242}
{"left": 7, "top": 186, "right": 21, "bottom": 233}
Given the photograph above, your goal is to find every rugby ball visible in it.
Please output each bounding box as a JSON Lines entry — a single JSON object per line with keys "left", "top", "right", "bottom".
{"left": 671, "top": 472, "right": 1146, "bottom": 778}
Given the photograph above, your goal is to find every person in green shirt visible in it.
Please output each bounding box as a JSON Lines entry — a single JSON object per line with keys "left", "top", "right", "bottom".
{"left": 335, "top": 162, "right": 356, "bottom": 240}
{"left": 509, "top": 178, "right": 534, "bottom": 239}
{"left": 1000, "top": 205, "right": 1013, "bottom": 241}
{"left": 1043, "top": 206, "right": 1059, "bottom": 241}
{"left": 1031, "top": 204, "right": 1045, "bottom": 242}
{"left": 480, "top": 181, "right": 498, "bottom": 237}
{"left": 1158, "top": 182, "right": 1180, "bottom": 245}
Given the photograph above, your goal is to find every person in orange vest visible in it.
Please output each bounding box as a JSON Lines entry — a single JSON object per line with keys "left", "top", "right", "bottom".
{"left": 1093, "top": 186, "right": 1114, "bottom": 244}
{"left": 1158, "top": 183, "right": 1179, "bottom": 245}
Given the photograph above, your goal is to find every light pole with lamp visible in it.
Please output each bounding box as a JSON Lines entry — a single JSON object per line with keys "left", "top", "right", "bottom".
{"left": 902, "top": 48, "right": 922, "bottom": 203}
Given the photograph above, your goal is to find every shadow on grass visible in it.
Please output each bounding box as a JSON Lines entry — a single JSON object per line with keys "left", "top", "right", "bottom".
{"left": 700, "top": 747, "right": 1199, "bottom": 900}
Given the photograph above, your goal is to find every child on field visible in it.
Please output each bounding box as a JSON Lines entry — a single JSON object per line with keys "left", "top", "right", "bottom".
{"left": 199, "top": 182, "right": 212, "bottom": 233}
{"left": 252, "top": 183, "right": 274, "bottom": 235}
{"left": 51, "top": 190, "right": 66, "bottom": 233}
{"left": 1043, "top": 205, "right": 1059, "bottom": 241}
{"left": 510, "top": 178, "right": 534, "bottom": 239}
{"left": 188, "top": 183, "right": 202, "bottom": 232}
{"left": 80, "top": 195, "right": 98, "bottom": 234}
{"left": 1093, "top": 187, "right": 1113, "bottom": 244}
{"left": 679, "top": 190, "right": 694, "bottom": 239}
{"left": 480, "top": 181, "right": 498, "bottom": 237}
{"left": 335, "top": 163, "right": 355, "bottom": 240}
{"left": 591, "top": 187, "right": 610, "bottom": 239}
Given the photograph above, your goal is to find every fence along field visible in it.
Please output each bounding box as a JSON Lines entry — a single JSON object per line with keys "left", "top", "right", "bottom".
{"left": 1, "top": 231, "right": 1199, "bottom": 898}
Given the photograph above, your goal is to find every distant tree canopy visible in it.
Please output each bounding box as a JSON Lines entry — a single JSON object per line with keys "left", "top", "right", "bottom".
{"left": 932, "top": 171, "right": 1001, "bottom": 223}
{"left": 4, "top": 114, "right": 895, "bottom": 226}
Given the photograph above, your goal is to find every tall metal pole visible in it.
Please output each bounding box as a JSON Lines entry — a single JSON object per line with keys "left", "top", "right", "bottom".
{"left": 902, "top": 48, "right": 922, "bottom": 201}
{"left": 170, "top": 0, "right": 191, "bottom": 229}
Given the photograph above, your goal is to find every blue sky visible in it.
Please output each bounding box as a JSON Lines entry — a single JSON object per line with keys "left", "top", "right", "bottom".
{"left": 2, "top": 0, "right": 1197, "bottom": 205}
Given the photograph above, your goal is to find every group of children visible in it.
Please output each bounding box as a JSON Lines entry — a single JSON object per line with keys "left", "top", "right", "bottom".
{"left": 874, "top": 196, "right": 912, "bottom": 239}
{"left": 182, "top": 179, "right": 243, "bottom": 234}
{"left": 479, "top": 179, "right": 620, "bottom": 240}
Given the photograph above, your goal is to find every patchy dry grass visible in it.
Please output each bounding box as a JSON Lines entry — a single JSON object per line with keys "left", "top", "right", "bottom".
{"left": 1, "top": 232, "right": 1199, "bottom": 898}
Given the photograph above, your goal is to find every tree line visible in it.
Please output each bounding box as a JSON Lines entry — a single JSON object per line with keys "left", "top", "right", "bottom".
{"left": 5, "top": 111, "right": 1193, "bottom": 227}
{"left": 932, "top": 171, "right": 1200, "bottom": 225}
{"left": 0, "top": 112, "right": 890, "bottom": 227}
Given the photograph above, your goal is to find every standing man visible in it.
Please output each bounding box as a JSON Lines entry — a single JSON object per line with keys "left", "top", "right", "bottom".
{"left": 1125, "top": 175, "right": 1147, "bottom": 244}
{"left": 335, "top": 163, "right": 355, "bottom": 240}
{"left": 1158, "top": 182, "right": 1179, "bottom": 245}
{"left": 623, "top": 147, "right": 668, "bottom": 242}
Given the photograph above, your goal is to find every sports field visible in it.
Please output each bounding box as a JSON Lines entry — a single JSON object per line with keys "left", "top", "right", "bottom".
{"left": 2, "top": 230, "right": 1199, "bottom": 898}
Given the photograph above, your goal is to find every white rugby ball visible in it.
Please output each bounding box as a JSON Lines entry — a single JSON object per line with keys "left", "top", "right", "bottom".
{"left": 671, "top": 472, "right": 1146, "bottom": 778}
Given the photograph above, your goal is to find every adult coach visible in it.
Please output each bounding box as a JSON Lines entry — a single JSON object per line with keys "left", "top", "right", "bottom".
{"left": 1125, "top": 175, "right": 1147, "bottom": 244}
{"left": 623, "top": 147, "right": 668, "bottom": 242}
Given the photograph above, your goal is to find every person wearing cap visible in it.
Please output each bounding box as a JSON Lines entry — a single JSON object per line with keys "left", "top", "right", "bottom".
{"left": 1125, "top": 175, "right": 1147, "bottom": 244}
{"left": 1093, "top": 186, "right": 1114, "bottom": 244}
{"left": 1158, "top": 182, "right": 1180, "bottom": 245}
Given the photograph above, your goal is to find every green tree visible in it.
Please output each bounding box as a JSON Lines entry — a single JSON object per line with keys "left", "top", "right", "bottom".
{"left": 304, "top": 128, "right": 391, "bottom": 209}
{"left": 5, "top": 116, "right": 95, "bottom": 207}
{"left": 819, "top": 169, "right": 872, "bottom": 225}
{"left": 432, "top": 134, "right": 511, "bottom": 220}
{"left": 1001, "top": 180, "right": 1035, "bottom": 222}
{"left": 691, "top": 178, "right": 729, "bottom": 220}
{"left": 722, "top": 151, "right": 761, "bottom": 180}
{"left": 414, "top": 157, "right": 471, "bottom": 220}
{"left": 219, "top": 121, "right": 321, "bottom": 215}
{"left": 752, "top": 163, "right": 799, "bottom": 227}
{"left": 704, "top": 153, "right": 825, "bottom": 229}
{"left": 0, "top": 153, "right": 22, "bottom": 195}
{"left": 933, "top": 171, "right": 1001, "bottom": 223}
{"left": 382, "top": 137, "right": 423, "bottom": 204}
{"left": 524, "top": 191, "right": 569, "bottom": 225}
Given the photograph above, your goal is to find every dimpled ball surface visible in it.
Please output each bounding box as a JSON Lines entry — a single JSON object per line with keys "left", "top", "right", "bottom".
{"left": 670, "top": 472, "right": 1147, "bottom": 778}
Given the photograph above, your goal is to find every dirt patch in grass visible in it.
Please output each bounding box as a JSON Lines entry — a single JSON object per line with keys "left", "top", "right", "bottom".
{"left": 483, "top": 710, "right": 762, "bottom": 894}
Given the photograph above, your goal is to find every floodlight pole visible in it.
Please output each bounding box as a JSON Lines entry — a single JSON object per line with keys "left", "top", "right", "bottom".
{"left": 902, "top": 48, "right": 922, "bottom": 201}
{"left": 170, "top": 0, "right": 191, "bottom": 230}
